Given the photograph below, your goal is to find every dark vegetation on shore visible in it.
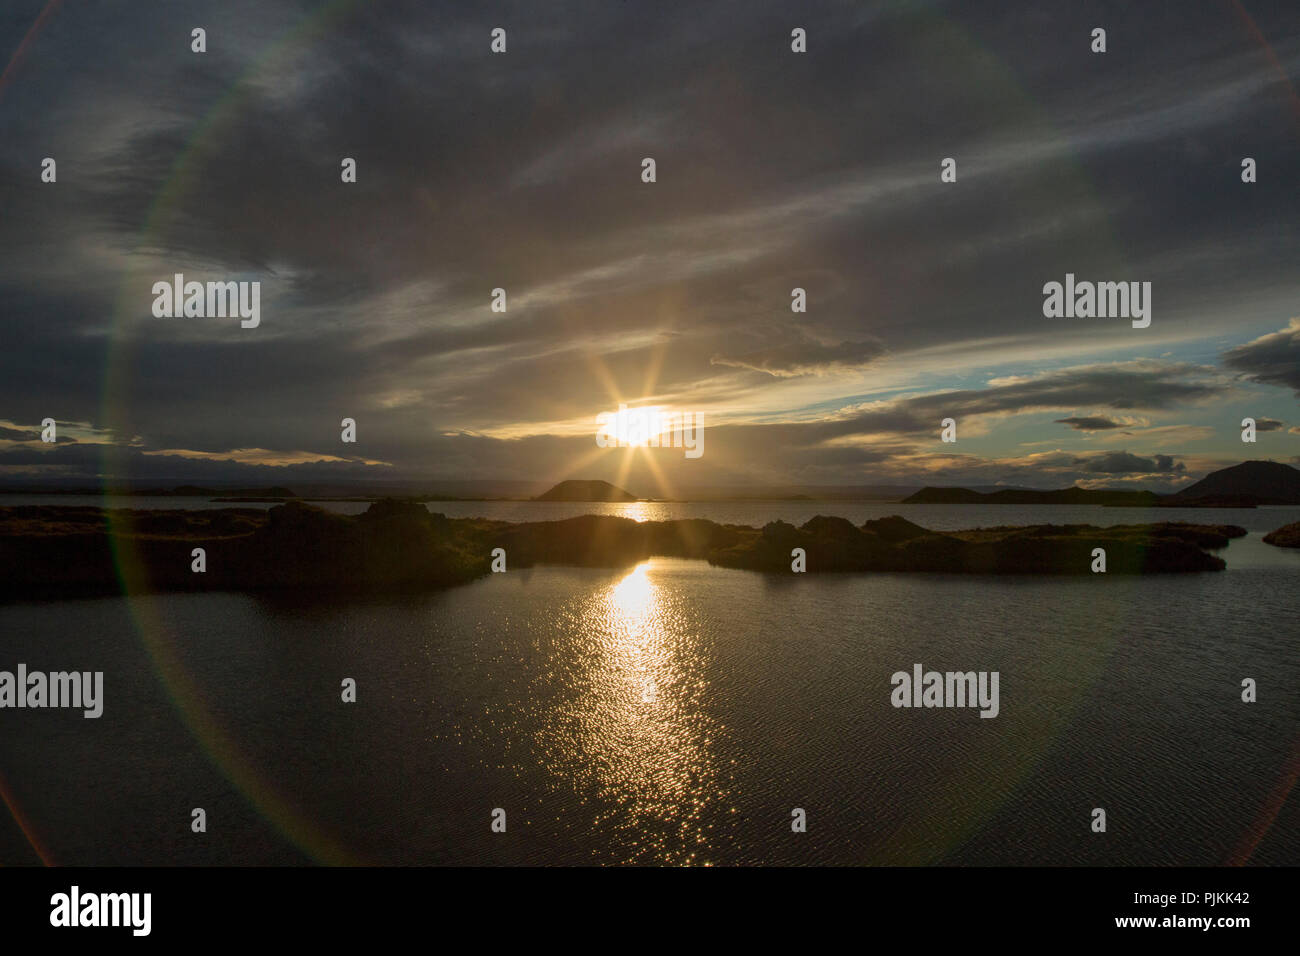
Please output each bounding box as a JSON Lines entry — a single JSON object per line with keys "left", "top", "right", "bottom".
{"left": 0, "top": 500, "right": 1251, "bottom": 600}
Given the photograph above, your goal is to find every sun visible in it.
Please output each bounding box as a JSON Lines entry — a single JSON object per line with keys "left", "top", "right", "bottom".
{"left": 598, "top": 405, "right": 664, "bottom": 448}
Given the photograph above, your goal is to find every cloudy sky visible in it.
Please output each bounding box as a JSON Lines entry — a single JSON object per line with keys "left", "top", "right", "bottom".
{"left": 1, "top": 0, "right": 1297, "bottom": 494}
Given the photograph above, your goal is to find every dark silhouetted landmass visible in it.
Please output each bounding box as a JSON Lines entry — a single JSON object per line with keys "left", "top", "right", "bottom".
{"left": 165, "top": 485, "right": 296, "bottom": 498}
{"left": 903, "top": 486, "right": 1161, "bottom": 506}
{"left": 660, "top": 484, "right": 922, "bottom": 501}
{"left": 535, "top": 479, "right": 637, "bottom": 502}
{"left": 1160, "top": 495, "right": 1263, "bottom": 508}
{"left": 4, "top": 484, "right": 298, "bottom": 499}
{"left": 707, "top": 516, "right": 1240, "bottom": 574}
{"left": 1170, "top": 461, "right": 1300, "bottom": 505}
{"left": 134, "top": 484, "right": 298, "bottom": 498}
{"left": 0, "top": 502, "right": 1249, "bottom": 600}
{"left": 903, "top": 461, "right": 1300, "bottom": 508}
{"left": 1263, "top": 522, "right": 1300, "bottom": 548}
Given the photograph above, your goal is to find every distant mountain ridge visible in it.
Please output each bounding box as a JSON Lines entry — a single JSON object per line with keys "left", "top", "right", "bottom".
{"left": 904, "top": 486, "right": 1161, "bottom": 506}
{"left": 1169, "top": 461, "right": 1300, "bottom": 505}
{"left": 0, "top": 484, "right": 298, "bottom": 498}
{"left": 903, "top": 461, "right": 1300, "bottom": 507}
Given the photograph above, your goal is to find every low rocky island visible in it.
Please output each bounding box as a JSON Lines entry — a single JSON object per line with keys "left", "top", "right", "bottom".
{"left": 1263, "top": 522, "right": 1300, "bottom": 548}
{"left": 0, "top": 500, "right": 1249, "bottom": 600}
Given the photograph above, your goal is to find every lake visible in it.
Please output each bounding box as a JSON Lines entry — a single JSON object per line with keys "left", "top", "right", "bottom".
{"left": 0, "top": 499, "right": 1297, "bottom": 865}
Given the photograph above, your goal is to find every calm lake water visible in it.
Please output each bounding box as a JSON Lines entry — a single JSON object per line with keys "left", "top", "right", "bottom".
{"left": 1, "top": 499, "right": 1297, "bottom": 865}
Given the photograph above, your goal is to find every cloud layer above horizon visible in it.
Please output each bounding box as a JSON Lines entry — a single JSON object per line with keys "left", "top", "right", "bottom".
{"left": 1, "top": 0, "right": 1297, "bottom": 494}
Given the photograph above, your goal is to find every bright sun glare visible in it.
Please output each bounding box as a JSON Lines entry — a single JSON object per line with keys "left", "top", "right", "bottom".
{"left": 598, "top": 405, "right": 664, "bottom": 448}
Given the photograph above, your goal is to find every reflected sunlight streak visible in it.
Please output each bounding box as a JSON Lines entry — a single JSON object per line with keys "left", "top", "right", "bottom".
{"left": 544, "top": 560, "right": 721, "bottom": 863}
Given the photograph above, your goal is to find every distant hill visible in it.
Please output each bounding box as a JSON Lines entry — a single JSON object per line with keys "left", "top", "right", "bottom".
{"left": 903, "top": 461, "right": 1300, "bottom": 508}
{"left": 171, "top": 485, "right": 296, "bottom": 498}
{"left": 535, "top": 479, "right": 637, "bottom": 502}
{"left": 671, "top": 484, "right": 922, "bottom": 501}
{"left": 903, "top": 486, "right": 1161, "bottom": 507}
{"left": 0, "top": 484, "right": 298, "bottom": 498}
{"left": 1170, "top": 461, "right": 1300, "bottom": 505}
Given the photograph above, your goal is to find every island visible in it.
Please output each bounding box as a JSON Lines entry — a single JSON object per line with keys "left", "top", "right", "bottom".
{"left": 1263, "top": 522, "right": 1300, "bottom": 548}
{"left": 533, "top": 479, "right": 638, "bottom": 502}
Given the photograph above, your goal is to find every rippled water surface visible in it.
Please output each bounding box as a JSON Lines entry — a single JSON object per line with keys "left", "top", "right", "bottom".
{"left": 1, "top": 520, "right": 1296, "bottom": 865}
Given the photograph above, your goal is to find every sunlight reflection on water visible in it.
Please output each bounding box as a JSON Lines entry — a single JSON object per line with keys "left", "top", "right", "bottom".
{"left": 540, "top": 560, "right": 723, "bottom": 863}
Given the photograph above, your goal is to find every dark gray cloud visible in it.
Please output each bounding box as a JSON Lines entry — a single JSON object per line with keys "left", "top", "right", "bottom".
{"left": 809, "top": 361, "right": 1229, "bottom": 442}
{"left": 1055, "top": 416, "right": 1123, "bottom": 431}
{"left": 710, "top": 336, "right": 887, "bottom": 377}
{"left": 1072, "top": 451, "right": 1185, "bottom": 475}
{"left": 1223, "top": 320, "right": 1300, "bottom": 396}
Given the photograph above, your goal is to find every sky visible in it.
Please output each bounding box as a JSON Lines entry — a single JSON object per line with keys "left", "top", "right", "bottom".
{"left": 1, "top": 0, "right": 1297, "bottom": 495}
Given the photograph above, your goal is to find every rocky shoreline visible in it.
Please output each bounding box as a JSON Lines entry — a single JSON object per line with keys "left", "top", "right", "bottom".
{"left": 0, "top": 500, "right": 1254, "bottom": 600}
{"left": 1263, "top": 522, "right": 1300, "bottom": 548}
